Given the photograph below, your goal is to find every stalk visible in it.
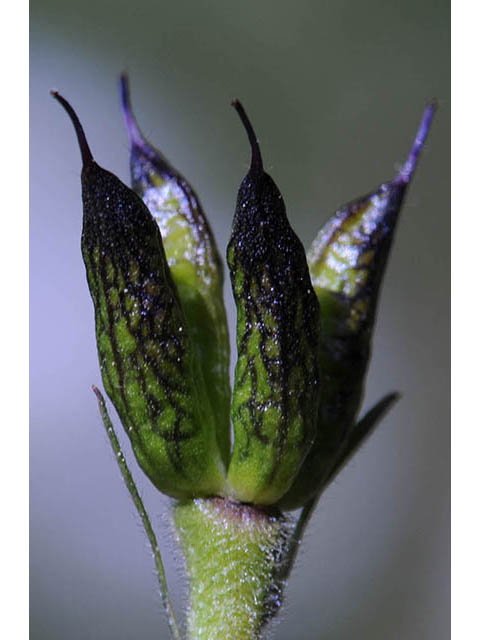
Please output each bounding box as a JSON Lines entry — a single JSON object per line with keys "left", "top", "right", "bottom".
{"left": 174, "top": 498, "right": 292, "bottom": 640}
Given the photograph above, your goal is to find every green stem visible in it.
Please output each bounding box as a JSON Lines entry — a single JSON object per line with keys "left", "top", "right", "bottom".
{"left": 93, "top": 386, "right": 182, "bottom": 640}
{"left": 174, "top": 498, "right": 291, "bottom": 640}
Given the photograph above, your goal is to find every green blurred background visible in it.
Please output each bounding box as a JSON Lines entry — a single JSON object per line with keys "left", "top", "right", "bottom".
{"left": 30, "top": 1, "right": 450, "bottom": 638}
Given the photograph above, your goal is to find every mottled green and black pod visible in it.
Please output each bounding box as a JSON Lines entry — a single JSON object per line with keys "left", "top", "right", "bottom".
{"left": 51, "top": 91, "right": 226, "bottom": 499}
{"left": 119, "top": 74, "right": 231, "bottom": 466}
{"left": 280, "top": 102, "right": 436, "bottom": 510}
{"left": 226, "top": 101, "right": 321, "bottom": 505}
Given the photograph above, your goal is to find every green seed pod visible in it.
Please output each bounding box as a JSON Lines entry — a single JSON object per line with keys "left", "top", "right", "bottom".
{"left": 51, "top": 91, "right": 226, "bottom": 500}
{"left": 119, "top": 74, "right": 231, "bottom": 465}
{"left": 226, "top": 101, "right": 321, "bottom": 506}
{"left": 280, "top": 103, "right": 436, "bottom": 510}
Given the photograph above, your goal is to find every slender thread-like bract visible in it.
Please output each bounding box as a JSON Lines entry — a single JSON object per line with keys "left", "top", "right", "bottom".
{"left": 92, "top": 386, "right": 182, "bottom": 640}
{"left": 279, "top": 391, "right": 400, "bottom": 585}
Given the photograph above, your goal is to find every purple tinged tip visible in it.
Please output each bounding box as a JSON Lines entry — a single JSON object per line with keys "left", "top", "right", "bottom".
{"left": 92, "top": 384, "right": 106, "bottom": 406}
{"left": 119, "top": 72, "right": 147, "bottom": 149}
{"left": 119, "top": 73, "right": 176, "bottom": 175}
{"left": 50, "top": 90, "right": 94, "bottom": 167}
{"left": 397, "top": 100, "right": 438, "bottom": 184}
{"left": 231, "top": 99, "right": 263, "bottom": 174}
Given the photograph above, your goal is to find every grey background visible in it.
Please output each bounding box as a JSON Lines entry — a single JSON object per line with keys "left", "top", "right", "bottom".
{"left": 30, "top": 1, "right": 450, "bottom": 638}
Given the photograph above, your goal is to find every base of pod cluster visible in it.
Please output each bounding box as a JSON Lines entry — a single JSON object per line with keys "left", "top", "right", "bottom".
{"left": 173, "top": 497, "right": 293, "bottom": 640}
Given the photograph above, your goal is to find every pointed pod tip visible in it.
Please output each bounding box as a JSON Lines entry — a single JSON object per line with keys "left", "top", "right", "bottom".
{"left": 385, "top": 390, "right": 402, "bottom": 406}
{"left": 118, "top": 71, "right": 130, "bottom": 109}
{"left": 119, "top": 71, "right": 130, "bottom": 107}
{"left": 118, "top": 72, "right": 145, "bottom": 149}
{"left": 50, "top": 89, "right": 94, "bottom": 167}
{"left": 231, "top": 99, "right": 263, "bottom": 174}
{"left": 396, "top": 100, "right": 437, "bottom": 184}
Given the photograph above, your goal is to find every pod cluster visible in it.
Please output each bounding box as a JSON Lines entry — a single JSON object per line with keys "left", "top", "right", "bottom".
{"left": 52, "top": 80, "right": 435, "bottom": 508}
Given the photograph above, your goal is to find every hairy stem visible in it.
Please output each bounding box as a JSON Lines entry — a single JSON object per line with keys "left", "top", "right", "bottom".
{"left": 174, "top": 498, "right": 292, "bottom": 640}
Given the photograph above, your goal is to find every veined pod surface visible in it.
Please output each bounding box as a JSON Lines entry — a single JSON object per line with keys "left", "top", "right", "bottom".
{"left": 120, "top": 74, "right": 231, "bottom": 465}
{"left": 226, "top": 101, "right": 321, "bottom": 506}
{"left": 280, "top": 103, "right": 436, "bottom": 510}
{"left": 51, "top": 92, "right": 226, "bottom": 499}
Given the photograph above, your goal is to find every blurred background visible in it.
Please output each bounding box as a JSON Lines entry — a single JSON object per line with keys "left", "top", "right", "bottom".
{"left": 30, "top": 1, "right": 450, "bottom": 638}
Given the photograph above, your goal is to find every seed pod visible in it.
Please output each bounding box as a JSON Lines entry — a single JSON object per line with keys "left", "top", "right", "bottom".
{"left": 279, "top": 103, "right": 436, "bottom": 510}
{"left": 226, "top": 101, "right": 321, "bottom": 505}
{"left": 51, "top": 91, "right": 226, "bottom": 499}
{"left": 119, "top": 74, "right": 231, "bottom": 465}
